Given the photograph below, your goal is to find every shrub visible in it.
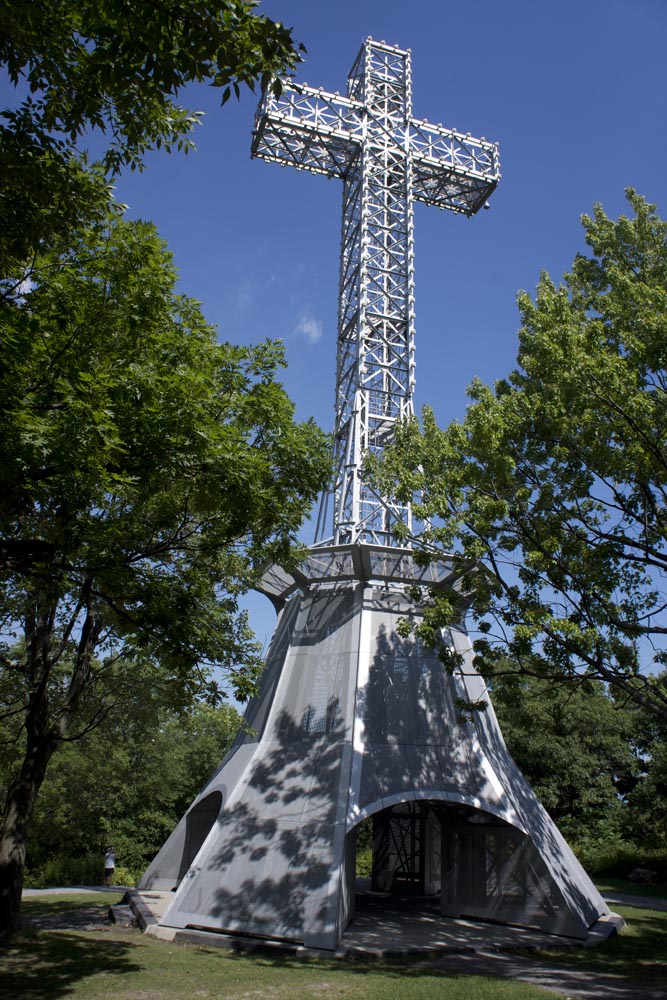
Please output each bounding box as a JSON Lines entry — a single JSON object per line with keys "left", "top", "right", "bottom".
{"left": 110, "top": 865, "right": 138, "bottom": 887}
{"left": 356, "top": 846, "right": 373, "bottom": 878}
{"left": 574, "top": 839, "right": 667, "bottom": 882}
{"left": 23, "top": 853, "right": 101, "bottom": 888}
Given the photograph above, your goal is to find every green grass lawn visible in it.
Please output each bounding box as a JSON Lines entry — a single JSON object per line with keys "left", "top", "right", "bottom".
{"left": 530, "top": 896, "right": 667, "bottom": 990}
{"left": 3, "top": 890, "right": 667, "bottom": 1000}
{"left": 0, "top": 894, "right": 555, "bottom": 1000}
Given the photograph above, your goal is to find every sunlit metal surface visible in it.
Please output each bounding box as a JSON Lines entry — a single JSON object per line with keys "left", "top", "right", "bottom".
{"left": 252, "top": 39, "right": 500, "bottom": 546}
{"left": 137, "top": 41, "right": 612, "bottom": 955}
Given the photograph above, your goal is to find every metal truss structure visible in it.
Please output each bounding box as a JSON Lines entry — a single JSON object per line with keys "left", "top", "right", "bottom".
{"left": 136, "top": 46, "right": 614, "bottom": 952}
{"left": 252, "top": 38, "right": 500, "bottom": 546}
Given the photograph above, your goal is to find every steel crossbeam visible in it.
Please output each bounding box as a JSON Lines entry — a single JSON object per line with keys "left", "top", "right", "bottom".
{"left": 252, "top": 38, "right": 500, "bottom": 546}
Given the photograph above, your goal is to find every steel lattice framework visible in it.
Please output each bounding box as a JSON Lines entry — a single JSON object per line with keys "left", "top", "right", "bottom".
{"left": 140, "top": 60, "right": 611, "bottom": 948}
{"left": 252, "top": 38, "right": 500, "bottom": 547}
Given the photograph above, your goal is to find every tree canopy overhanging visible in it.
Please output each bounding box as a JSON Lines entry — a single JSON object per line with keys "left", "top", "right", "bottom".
{"left": 0, "top": 0, "right": 301, "bottom": 168}
{"left": 0, "top": 210, "right": 331, "bottom": 933}
{"left": 375, "top": 190, "right": 667, "bottom": 722}
{"left": 0, "top": 0, "right": 320, "bottom": 938}
{"left": 0, "top": 0, "right": 303, "bottom": 277}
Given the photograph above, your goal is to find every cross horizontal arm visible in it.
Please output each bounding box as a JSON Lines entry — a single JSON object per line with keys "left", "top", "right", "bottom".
{"left": 410, "top": 120, "right": 500, "bottom": 215}
{"left": 252, "top": 85, "right": 501, "bottom": 217}
{"left": 252, "top": 84, "right": 362, "bottom": 178}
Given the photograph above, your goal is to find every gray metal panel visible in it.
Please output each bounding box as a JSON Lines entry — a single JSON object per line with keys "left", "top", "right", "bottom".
{"left": 356, "top": 748, "right": 384, "bottom": 814}
{"left": 160, "top": 728, "right": 350, "bottom": 949}
{"left": 242, "top": 598, "right": 297, "bottom": 739}
{"left": 434, "top": 741, "right": 481, "bottom": 797}
{"left": 404, "top": 743, "right": 450, "bottom": 790}
{"left": 171, "top": 817, "right": 336, "bottom": 943}
{"left": 301, "top": 548, "right": 356, "bottom": 581}
{"left": 371, "top": 744, "right": 415, "bottom": 800}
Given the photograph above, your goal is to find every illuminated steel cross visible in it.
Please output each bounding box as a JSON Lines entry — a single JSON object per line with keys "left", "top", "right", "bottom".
{"left": 252, "top": 38, "right": 500, "bottom": 547}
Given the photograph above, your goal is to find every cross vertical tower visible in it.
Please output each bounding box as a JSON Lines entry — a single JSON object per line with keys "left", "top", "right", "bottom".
{"left": 252, "top": 39, "right": 500, "bottom": 544}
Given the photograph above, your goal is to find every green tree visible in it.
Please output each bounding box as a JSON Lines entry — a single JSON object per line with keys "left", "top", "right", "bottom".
{"left": 621, "top": 686, "right": 667, "bottom": 846}
{"left": 0, "top": 211, "right": 330, "bottom": 933}
{"left": 625, "top": 742, "right": 667, "bottom": 846}
{"left": 491, "top": 674, "right": 640, "bottom": 844}
{"left": 15, "top": 691, "right": 242, "bottom": 883}
{"left": 1, "top": 0, "right": 303, "bottom": 276}
{"left": 377, "top": 190, "right": 667, "bottom": 722}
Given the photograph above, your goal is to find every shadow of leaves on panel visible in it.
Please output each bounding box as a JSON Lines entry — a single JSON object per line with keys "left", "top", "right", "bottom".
{"left": 200, "top": 702, "right": 347, "bottom": 938}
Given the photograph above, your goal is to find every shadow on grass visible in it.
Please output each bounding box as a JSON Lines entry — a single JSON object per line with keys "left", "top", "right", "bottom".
{"left": 530, "top": 905, "right": 667, "bottom": 989}
{"left": 20, "top": 894, "right": 125, "bottom": 925}
{"left": 189, "top": 947, "right": 494, "bottom": 983}
{"left": 0, "top": 930, "right": 142, "bottom": 1000}
{"left": 185, "top": 906, "right": 667, "bottom": 993}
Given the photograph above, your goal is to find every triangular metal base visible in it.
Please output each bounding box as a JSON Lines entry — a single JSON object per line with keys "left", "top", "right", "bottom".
{"left": 139, "top": 544, "right": 609, "bottom": 950}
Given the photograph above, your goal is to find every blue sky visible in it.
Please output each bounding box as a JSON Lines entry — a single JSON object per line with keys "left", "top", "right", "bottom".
{"left": 35, "top": 1, "right": 667, "bottom": 655}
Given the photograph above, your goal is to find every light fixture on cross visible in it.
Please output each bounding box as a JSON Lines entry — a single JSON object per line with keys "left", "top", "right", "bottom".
{"left": 252, "top": 38, "right": 500, "bottom": 547}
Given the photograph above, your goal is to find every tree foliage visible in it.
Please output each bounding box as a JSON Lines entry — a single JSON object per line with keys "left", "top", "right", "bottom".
{"left": 8, "top": 690, "right": 243, "bottom": 883}
{"left": 0, "top": 211, "right": 330, "bottom": 932}
{"left": 0, "top": 0, "right": 315, "bottom": 937}
{"left": 0, "top": 0, "right": 303, "bottom": 274}
{"left": 1, "top": 213, "right": 329, "bottom": 681}
{"left": 491, "top": 673, "right": 641, "bottom": 843}
{"left": 621, "top": 685, "right": 667, "bottom": 847}
{"left": 377, "top": 190, "right": 667, "bottom": 721}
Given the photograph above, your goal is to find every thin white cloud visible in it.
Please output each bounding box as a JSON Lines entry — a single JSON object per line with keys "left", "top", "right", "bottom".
{"left": 234, "top": 279, "right": 253, "bottom": 314}
{"left": 294, "top": 311, "right": 323, "bottom": 344}
{"left": 234, "top": 272, "right": 283, "bottom": 314}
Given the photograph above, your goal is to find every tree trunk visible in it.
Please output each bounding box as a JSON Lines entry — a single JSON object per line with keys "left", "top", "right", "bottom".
{"left": 0, "top": 732, "right": 56, "bottom": 935}
{"left": 0, "top": 583, "right": 100, "bottom": 935}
